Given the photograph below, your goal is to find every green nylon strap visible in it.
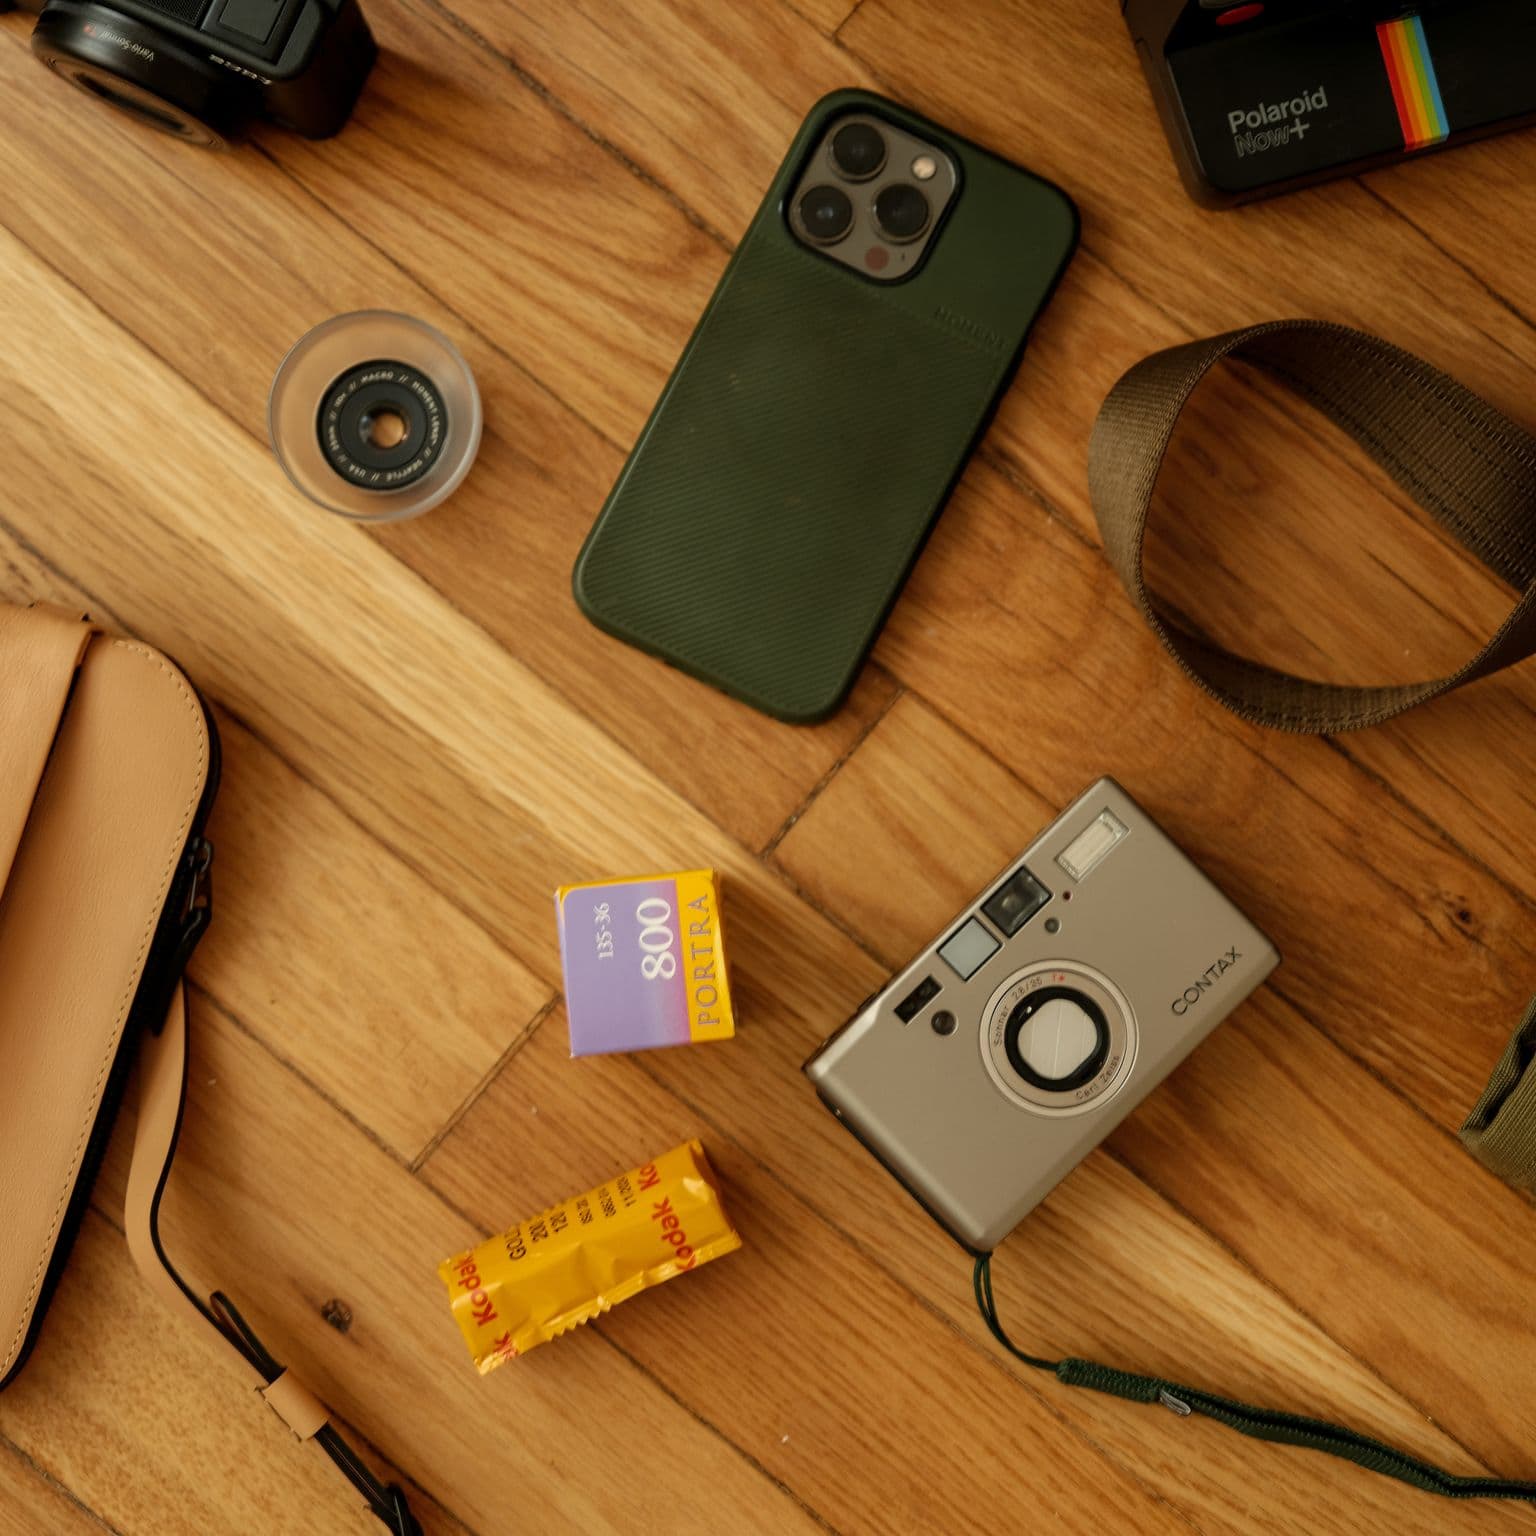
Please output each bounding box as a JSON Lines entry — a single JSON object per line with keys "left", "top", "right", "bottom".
{"left": 1460, "top": 996, "right": 1536, "bottom": 1193}
{"left": 1087, "top": 319, "right": 1536, "bottom": 1189}
{"left": 974, "top": 1253, "right": 1536, "bottom": 1502}
{"left": 1086, "top": 319, "right": 1536, "bottom": 734}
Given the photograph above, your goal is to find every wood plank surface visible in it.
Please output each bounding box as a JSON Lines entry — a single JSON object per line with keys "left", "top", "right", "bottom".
{"left": 2, "top": 0, "right": 1535, "bottom": 1532}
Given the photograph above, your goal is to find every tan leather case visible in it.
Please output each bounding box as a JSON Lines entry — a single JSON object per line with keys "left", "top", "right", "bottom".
{"left": 0, "top": 603, "right": 213, "bottom": 1387}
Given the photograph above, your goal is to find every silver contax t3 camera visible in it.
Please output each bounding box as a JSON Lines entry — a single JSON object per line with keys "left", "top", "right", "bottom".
{"left": 804, "top": 778, "right": 1278, "bottom": 1252}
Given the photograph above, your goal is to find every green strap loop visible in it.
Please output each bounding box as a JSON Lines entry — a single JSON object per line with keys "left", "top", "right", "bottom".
{"left": 975, "top": 1253, "right": 1536, "bottom": 1502}
{"left": 1460, "top": 996, "right": 1536, "bottom": 1193}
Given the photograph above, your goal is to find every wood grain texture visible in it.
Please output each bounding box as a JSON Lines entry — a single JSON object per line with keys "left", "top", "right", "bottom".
{"left": 1, "top": 0, "right": 1535, "bottom": 1532}
{"left": 0, "top": 1443, "right": 105, "bottom": 1536}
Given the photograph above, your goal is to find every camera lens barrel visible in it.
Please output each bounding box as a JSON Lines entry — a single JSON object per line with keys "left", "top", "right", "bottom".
{"left": 1003, "top": 987, "right": 1111, "bottom": 1092}
{"left": 31, "top": 0, "right": 249, "bottom": 144}
{"left": 318, "top": 360, "right": 445, "bottom": 489}
{"left": 982, "top": 962, "right": 1137, "bottom": 1117}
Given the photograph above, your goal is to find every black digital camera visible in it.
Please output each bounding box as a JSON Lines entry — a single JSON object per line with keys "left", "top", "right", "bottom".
{"left": 0, "top": 0, "right": 374, "bottom": 146}
{"left": 1123, "top": 0, "right": 1536, "bottom": 206}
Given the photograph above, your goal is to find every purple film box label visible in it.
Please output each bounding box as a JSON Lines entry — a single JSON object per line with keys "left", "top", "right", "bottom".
{"left": 554, "top": 869, "right": 736, "bottom": 1057}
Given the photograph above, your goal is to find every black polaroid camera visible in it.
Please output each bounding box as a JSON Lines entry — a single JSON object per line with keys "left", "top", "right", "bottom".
{"left": 0, "top": 0, "right": 374, "bottom": 146}
{"left": 1124, "top": 0, "right": 1536, "bottom": 205}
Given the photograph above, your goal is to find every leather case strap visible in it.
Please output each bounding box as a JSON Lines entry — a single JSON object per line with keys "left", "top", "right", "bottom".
{"left": 0, "top": 599, "right": 417, "bottom": 1533}
{"left": 126, "top": 983, "right": 423, "bottom": 1535}
{"left": 1088, "top": 319, "right": 1536, "bottom": 1192}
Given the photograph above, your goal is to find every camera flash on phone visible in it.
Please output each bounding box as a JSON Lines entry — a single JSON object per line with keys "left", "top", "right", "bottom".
{"left": 911, "top": 154, "right": 938, "bottom": 181}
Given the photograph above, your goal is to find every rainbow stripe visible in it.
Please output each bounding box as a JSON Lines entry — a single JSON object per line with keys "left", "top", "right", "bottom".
{"left": 1377, "top": 15, "right": 1450, "bottom": 151}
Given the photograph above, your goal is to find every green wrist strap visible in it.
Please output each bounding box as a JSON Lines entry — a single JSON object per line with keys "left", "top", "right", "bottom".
{"left": 975, "top": 1253, "right": 1536, "bottom": 1502}
{"left": 1088, "top": 319, "right": 1536, "bottom": 1191}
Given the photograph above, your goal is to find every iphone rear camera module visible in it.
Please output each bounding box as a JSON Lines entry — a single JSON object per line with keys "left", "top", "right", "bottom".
{"left": 787, "top": 112, "right": 957, "bottom": 282}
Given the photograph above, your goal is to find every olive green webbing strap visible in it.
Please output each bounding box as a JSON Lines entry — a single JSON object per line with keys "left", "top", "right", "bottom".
{"left": 1087, "top": 318, "right": 1536, "bottom": 733}
{"left": 1087, "top": 319, "right": 1536, "bottom": 1195}
{"left": 974, "top": 1253, "right": 1536, "bottom": 1501}
{"left": 1461, "top": 995, "right": 1536, "bottom": 1189}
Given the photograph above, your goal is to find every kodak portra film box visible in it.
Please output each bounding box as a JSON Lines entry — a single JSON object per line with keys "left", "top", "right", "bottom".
{"left": 554, "top": 869, "right": 735, "bottom": 1057}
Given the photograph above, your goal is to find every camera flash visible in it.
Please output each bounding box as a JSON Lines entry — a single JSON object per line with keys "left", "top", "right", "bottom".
{"left": 911, "top": 154, "right": 938, "bottom": 181}
{"left": 1057, "top": 810, "right": 1129, "bottom": 883}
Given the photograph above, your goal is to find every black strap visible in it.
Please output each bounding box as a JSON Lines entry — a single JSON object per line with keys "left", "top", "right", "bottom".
{"left": 129, "top": 844, "right": 422, "bottom": 1536}
{"left": 975, "top": 1252, "right": 1536, "bottom": 1502}
{"left": 211, "top": 1293, "right": 423, "bottom": 1536}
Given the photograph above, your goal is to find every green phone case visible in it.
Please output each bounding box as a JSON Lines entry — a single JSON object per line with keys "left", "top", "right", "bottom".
{"left": 573, "top": 88, "right": 1079, "bottom": 723}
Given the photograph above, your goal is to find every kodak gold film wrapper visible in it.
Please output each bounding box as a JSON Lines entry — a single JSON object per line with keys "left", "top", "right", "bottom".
{"left": 439, "top": 1138, "right": 741, "bottom": 1371}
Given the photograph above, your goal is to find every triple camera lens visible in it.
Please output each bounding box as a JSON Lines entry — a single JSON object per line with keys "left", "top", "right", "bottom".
{"left": 797, "top": 120, "right": 932, "bottom": 250}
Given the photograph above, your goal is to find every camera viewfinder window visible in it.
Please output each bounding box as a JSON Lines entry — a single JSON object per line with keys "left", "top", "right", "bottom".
{"left": 982, "top": 867, "right": 1051, "bottom": 937}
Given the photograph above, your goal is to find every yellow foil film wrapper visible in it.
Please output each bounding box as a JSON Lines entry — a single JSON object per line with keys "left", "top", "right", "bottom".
{"left": 439, "top": 1139, "right": 741, "bottom": 1372}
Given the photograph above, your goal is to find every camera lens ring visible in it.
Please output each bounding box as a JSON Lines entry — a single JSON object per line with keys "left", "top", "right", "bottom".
{"left": 829, "top": 120, "right": 886, "bottom": 181}
{"left": 31, "top": 0, "right": 248, "bottom": 145}
{"left": 796, "top": 183, "right": 855, "bottom": 246}
{"left": 1003, "top": 986, "right": 1111, "bottom": 1092}
{"left": 872, "top": 182, "right": 931, "bottom": 244}
{"left": 270, "top": 311, "right": 482, "bottom": 521}
{"left": 980, "top": 961, "right": 1137, "bottom": 1118}
{"left": 318, "top": 359, "right": 447, "bottom": 490}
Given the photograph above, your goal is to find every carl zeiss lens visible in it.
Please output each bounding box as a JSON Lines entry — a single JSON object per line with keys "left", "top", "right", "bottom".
{"left": 797, "top": 184, "right": 854, "bottom": 246}
{"left": 1004, "top": 988, "right": 1111, "bottom": 1093}
{"left": 268, "top": 312, "right": 482, "bottom": 522}
{"left": 873, "top": 182, "right": 931, "bottom": 243}
{"left": 829, "top": 121, "right": 886, "bottom": 180}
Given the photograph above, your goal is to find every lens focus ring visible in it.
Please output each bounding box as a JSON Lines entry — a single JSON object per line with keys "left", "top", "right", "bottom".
{"left": 981, "top": 962, "right": 1138, "bottom": 1118}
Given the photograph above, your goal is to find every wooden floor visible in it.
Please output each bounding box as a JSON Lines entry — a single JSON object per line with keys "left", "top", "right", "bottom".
{"left": 3, "top": 1, "right": 1536, "bottom": 1532}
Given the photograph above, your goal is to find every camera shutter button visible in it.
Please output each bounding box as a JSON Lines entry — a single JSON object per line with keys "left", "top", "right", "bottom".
{"left": 211, "top": 0, "right": 281, "bottom": 46}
